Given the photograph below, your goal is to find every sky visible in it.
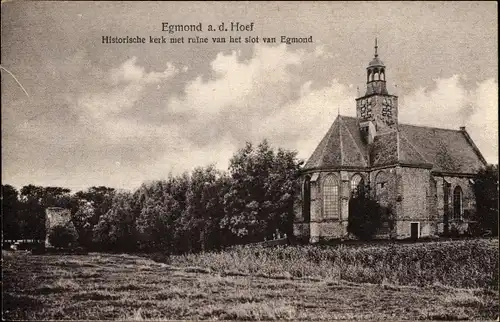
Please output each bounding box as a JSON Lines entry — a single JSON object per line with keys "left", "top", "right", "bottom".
{"left": 1, "top": 1, "right": 498, "bottom": 192}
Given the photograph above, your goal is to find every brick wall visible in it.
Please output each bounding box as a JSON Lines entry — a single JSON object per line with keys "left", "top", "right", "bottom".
{"left": 45, "top": 207, "right": 72, "bottom": 247}
{"left": 369, "top": 167, "right": 398, "bottom": 237}
{"left": 435, "top": 175, "right": 475, "bottom": 234}
{"left": 397, "top": 167, "right": 437, "bottom": 238}
{"left": 295, "top": 167, "right": 478, "bottom": 241}
{"left": 400, "top": 167, "right": 431, "bottom": 221}
{"left": 294, "top": 170, "right": 370, "bottom": 241}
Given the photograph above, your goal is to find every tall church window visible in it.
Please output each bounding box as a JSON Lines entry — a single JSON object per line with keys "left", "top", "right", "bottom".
{"left": 375, "top": 171, "right": 388, "bottom": 197}
{"left": 350, "top": 174, "right": 364, "bottom": 199}
{"left": 453, "top": 186, "right": 463, "bottom": 220}
{"left": 323, "top": 174, "right": 339, "bottom": 219}
{"left": 302, "top": 176, "right": 311, "bottom": 222}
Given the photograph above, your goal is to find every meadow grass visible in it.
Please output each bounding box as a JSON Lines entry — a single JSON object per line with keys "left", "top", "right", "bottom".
{"left": 163, "top": 238, "right": 499, "bottom": 289}
{"left": 3, "top": 238, "right": 498, "bottom": 320}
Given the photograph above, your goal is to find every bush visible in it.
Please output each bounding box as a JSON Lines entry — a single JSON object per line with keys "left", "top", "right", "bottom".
{"left": 48, "top": 224, "right": 78, "bottom": 248}
{"left": 347, "top": 196, "right": 385, "bottom": 240}
{"left": 473, "top": 164, "right": 499, "bottom": 236}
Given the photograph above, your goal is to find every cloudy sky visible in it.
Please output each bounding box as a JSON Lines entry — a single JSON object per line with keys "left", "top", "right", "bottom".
{"left": 2, "top": 1, "right": 497, "bottom": 192}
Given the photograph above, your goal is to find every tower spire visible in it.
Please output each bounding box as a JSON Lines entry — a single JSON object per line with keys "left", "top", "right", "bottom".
{"left": 374, "top": 38, "right": 378, "bottom": 58}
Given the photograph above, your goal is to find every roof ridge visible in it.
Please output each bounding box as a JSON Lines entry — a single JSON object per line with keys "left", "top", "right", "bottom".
{"left": 399, "top": 130, "right": 430, "bottom": 163}
{"left": 339, "top": 116, "right": 344, "bottom": 166}
{"left": 317, "top": 118, "right": 337, "bottom": 167}
{"left": 459, "top": 128, "right": 488, "bottom": 165}
{"left": 399, "top": 122, "right": 463, "bottom": 132}
{"left": 339, "top": 117, "right": 368, "bottom": 167}
{"left": 339, "top": 115, "right": 464, "bottom": 133}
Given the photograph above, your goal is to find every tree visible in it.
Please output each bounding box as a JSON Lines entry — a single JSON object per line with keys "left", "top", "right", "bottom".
{"left": 71, "top": 186, "right": 115, "bottom": 248}
{"left": 48, "top": 223, "right": 78, "bottom": 248}
{"left": 17, "top": 185, "right": 72, "bottom": 239}
{"left": 73, "top": 186, "right": 115, "bottom": 221}
{"left": 135, "top": 198, "right": 171, "bottom": 251}
{"left": 133, "top": 174, "right": 189, "bottom": 253}
{"left": 72, "top": 200, "right": 95, "bottom": 248}
{"left": 93, "top": 191, "right": 137, "bottom": 251}
{"left": 347, "top": 194, "right": 384, "bottom": 240}
{"left": 178, "top": 165, "right": 230, "bottom": 252}
{"left": 20, "top": 185, "right": 72, "bottom": 208}
{"left": 2, "top": 185, "right": 20, "bottom": 240}
{"left": 473, "top": 164, "right": 499, "bottom": 236}
{"left": 221, "top": 140, "right": 302, "bottom": 243}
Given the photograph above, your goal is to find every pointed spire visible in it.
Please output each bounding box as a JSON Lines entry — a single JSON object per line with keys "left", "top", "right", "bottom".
{"left": 338, "top": 115, "right": 344, "bottom": 166}
{"left": 374, "top": 38, "right": 378, "bottom": 58}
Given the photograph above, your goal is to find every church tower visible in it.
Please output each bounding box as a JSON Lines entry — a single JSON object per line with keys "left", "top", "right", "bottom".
{"left": 356, "top": 39, "right": 398, "bottom": 143}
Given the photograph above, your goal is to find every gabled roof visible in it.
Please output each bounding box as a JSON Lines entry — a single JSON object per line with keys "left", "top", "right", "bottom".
{"left": 304, "top": 116, "right": 368, "bottom": 169}
{"left": 303, "top": 115, "right": 486, "bottom": 174}
{"left": 398, "top": 131, "right": 430, "bottom": 165}
{"left": 398, "top": 124, "right": 486, "bottom": 173}
{"left": 370, "top": 131, "right": 398, "bottom": 167}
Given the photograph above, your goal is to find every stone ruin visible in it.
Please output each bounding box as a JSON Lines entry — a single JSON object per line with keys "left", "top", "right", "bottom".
{"left": 45, "top": 207, "right": 73, "bottom": 248}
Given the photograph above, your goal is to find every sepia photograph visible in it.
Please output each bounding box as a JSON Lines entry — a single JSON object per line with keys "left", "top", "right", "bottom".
{"left": 2, "top": 1, "right": 498, "bottom": 320}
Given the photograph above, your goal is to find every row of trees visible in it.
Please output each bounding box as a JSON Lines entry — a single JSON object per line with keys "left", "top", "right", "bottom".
{"left": 2, "top": 141, "right": 498, "bottom": 253}
{"left": 2, "top": 185, "right": 73, "bottom": 240}
{"left": 2, "top": 140, "right": 302, "bottom": 254}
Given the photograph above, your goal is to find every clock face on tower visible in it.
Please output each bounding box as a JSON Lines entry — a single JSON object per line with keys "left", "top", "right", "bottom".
{"left": 358, "top": 95, "right": 397, "bottom": 127}
{"left": 381, "top": 97, "right": 395, "bottom": 126}
{"left": 359, "top": 98, "right": 373, "bottom": 120}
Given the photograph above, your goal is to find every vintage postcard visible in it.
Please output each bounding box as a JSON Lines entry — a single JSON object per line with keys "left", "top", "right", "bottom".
{"left": 2, "top": 1, "right": 498, "bottom": 321}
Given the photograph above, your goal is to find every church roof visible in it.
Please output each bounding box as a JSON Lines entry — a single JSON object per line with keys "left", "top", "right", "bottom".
{"left": 398, "top": 124, "right": 486, "bottom": 173}
{"left": 303, "top": 115, "right": 486, "bottom": 174}
{"left": 304, "top": 116, "right": 368, "bottom": 169}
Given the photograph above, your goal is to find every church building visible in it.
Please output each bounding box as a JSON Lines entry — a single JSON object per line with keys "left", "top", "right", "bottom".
{"left": 294, "top": 41, "right": 487, "bottom": 242}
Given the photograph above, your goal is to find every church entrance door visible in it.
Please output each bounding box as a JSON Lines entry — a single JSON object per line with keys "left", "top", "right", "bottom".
{"left": 410, "top": 222, "right": 419, "bottom": 239}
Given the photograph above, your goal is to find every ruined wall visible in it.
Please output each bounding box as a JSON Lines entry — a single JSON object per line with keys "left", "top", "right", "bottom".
{"left": 45, "top": 207, "right": 73, "bottom": 247}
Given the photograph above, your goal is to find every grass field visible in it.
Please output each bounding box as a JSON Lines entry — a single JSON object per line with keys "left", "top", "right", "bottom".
{"left": 3, "top": 239, "right": 499, "bottom": 320}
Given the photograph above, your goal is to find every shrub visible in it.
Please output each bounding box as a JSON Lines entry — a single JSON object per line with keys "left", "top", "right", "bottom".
{"left": 48, "top": 224, "right": 78, "bottom": 248}
{"left": 347, "top": 196, "right": 384, "bottom": 240}
{"left": 473, "top": 164, "right": 499, "bottom": 236}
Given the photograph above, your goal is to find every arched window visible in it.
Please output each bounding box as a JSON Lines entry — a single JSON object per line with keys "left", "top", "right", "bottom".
{"left": 375, "top": 171, "right": 388, "bottom": 197}
{"left": 453, "top": 186, "right": 463, "bottom": 220}
{"left": 350, "top": 174, "right": 364, "bottom": 199}
{"left": 303, "top": 176, "right": 311, "bottom": 222}
{"left": 323, "top": 174, "right": 339, "bottom": 219}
